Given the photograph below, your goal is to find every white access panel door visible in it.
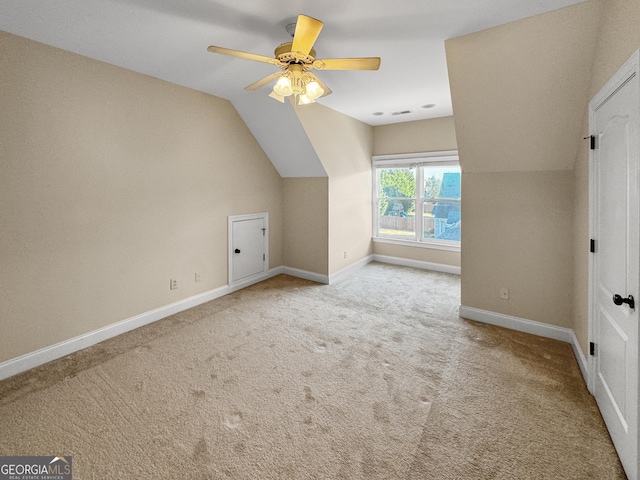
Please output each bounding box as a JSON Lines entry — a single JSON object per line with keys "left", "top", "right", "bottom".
{"left": 229, "top": 213, "right": 268, "bottom": 285}
{"left": 591, "top": 52, "right": 640, "bottom": 480}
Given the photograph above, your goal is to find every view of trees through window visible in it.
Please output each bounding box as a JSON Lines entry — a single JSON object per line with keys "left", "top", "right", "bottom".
{"left": 376, "top": 164, "right": 461, "bottom": 243}
{"left": 379, "top": 167, "right": 416, "bottom": 219}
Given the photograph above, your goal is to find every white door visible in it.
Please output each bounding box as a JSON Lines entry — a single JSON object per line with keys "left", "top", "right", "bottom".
{"left": 229, "top": 213, "right": 268, "bottom": 285}
{"left": 590, "top": 52, "right": 640, "bottom": 480}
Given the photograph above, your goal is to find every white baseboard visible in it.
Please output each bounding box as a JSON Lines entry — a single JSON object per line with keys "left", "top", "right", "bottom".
{"left": 329, "top": 255, "right": 374, "bottom": 284}
{"left": 282, "top": 254, "right": 455, "bottom": 285}
{"left": 0, "top": 267, "right": 286, "bottom": 382}
{"left": 281, "top": 266, "right": 330, "bottom": 285}
{"left": 459, "top": 305, "right": 589, "bottom": 384}
{"left": 568, "top": 330, "right": 589, "bottom": 384}
{"left": 8, "top": 262, "right": 589, "bottom": 389}
{"left": 0, "top": 263, "right": 343, "bottom": 381}
{"left": 373, "top": 254, "right": 461, "bottom": 275}
{"left": 228, "top": 266, "right": 283, "bottom": 293}
{"left": 282, "top": 255, "right": 375, "bottom": 285}
{"left": 0, "top": 285, "right": 232, "bottom": 381}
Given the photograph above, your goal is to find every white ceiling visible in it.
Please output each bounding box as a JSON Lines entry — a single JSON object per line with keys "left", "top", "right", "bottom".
{"left": 0, "top": 0, "right": 586, "bottom": 126}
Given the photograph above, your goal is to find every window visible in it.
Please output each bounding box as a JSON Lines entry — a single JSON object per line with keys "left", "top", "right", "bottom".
{"left": 373, "top": 151, "right": 461, "bottom": 250}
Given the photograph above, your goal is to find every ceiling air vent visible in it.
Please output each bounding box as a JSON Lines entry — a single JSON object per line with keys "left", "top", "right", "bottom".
{"left": 392, "top": 110, "right": 412, "bottom": 116}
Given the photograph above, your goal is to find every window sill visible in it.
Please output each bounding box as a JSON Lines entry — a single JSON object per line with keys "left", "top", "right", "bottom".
{"left": 373, "top": 236, "right": 461, "bottom": 252}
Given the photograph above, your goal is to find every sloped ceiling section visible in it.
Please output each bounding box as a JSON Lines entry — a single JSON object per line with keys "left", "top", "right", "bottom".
{"left": 0, "top": 0, "right": 589, "bottom": 130}
{"left": 445, "top": 1, "right": 601, "bottom": 173}
{"left": 231, "top": 94, "right": 327, "bottom": 178}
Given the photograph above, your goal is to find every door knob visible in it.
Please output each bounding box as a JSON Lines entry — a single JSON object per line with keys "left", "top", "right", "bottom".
{"left": 613, "top": 294, "right": 635, "bottom": 309}
{"left": 234, "top": 248, "right": 241, "bottom": 254}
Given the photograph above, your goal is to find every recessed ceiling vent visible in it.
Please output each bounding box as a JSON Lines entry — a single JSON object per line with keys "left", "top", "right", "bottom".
{"left": 392, "top": 110, "right": 412, "bottom": 116}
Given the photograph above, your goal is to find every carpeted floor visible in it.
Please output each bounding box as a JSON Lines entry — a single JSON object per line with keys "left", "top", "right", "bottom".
{"left": 0, "top": 262, "right": 626, "bottom": 479}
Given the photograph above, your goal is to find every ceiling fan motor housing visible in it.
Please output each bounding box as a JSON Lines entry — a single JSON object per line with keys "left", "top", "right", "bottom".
{"left": 275, "top": 42, "right": 316, "bottom": 67}
{"left": 207, "top": 14, "right": 380, "bottom": 102}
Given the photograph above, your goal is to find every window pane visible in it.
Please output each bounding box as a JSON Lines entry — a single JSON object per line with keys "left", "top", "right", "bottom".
{"left": 423, "top": 167, "right": 460, "bottom": 199}
{"left": 422, "top": 166, "right": 461, "bottom": 242}
{"left": 372, "top": 158, "right": 461, "bottom": 245}
{"left": 378, "top": 200, "right": 416, "bottom": 238}
{"left": 379, "top": 167, "right": 416, "bottom": 198}
{"left": 423, "top": 200, "right": 460, "bottom": 241}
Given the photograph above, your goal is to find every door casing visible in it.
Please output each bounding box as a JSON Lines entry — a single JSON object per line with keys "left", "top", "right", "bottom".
{"left": 589, "top": 50, "right": 640, "bottom": 480}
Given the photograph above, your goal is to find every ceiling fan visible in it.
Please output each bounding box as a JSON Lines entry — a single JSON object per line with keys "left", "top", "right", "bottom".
{"left": 207, "top": 14, "right": 381, "bottom": 105}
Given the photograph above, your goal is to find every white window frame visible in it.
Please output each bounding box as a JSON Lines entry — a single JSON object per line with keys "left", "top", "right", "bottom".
{"left": 372, "top": 150, "right": 461, "bottom": 252}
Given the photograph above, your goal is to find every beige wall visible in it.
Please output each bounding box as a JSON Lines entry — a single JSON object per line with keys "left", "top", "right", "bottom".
{"left": 373, "top": 116, "right": 458, "bottom": 157}
{"left": 446, "top": 3, "right": 600, "bottom": 173}
{"left": 372, "top": 116, "right": 460, "bottom": 268}
{"left": 0, "top": 31, "right": 283, "bottom": 362}
{"left": 462, "top": 171, "right": 574, "bottom": 326}
{"left": 446, "top": 2, "right": 601, "bottom": 328}
{"left": 373, "top": 243, "right": 461, "bottom": 268}
{"left": 282, "top": 178, "right": 329, "bottom": 274}
{"left": 588, "top": 0, "right": 640, "bottom": 93}
{"left": 289, "top": 111, "right": 462, "bottom": 275}
{"left": 294, "top": 104, "right": 374, "bottom": 275}
{"left": 8, "top": 0, "right": 633, "bottom": 367}
{"left": 572, "top": 0, "right": 640, "bottom": 353}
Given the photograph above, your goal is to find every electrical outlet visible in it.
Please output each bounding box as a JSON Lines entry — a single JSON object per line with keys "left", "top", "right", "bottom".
{"left": 195, "top": 273, "right": 201, "bottom": 283}
{"left": 344, "top": 250, "right": 348, "bottom": 259}
{"left": 170, "top": 278, "right": 178, "bottom": 290}
{"left": 500, "top": 288, "right": 509, "bottom": 300}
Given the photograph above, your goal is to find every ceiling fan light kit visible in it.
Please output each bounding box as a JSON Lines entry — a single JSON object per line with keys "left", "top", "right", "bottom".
{"left": 272, "top": 65, "right": 325, "bottom": 105}
{"left": 207, "top": 14, "right": 380, "bottom": 105}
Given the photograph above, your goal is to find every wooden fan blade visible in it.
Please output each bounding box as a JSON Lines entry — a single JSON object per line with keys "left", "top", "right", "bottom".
{"left": 207, "top": 45, "right": 281, "bottom": 66}
{"left": 291, "top": 14, "right": 324, "bottom": 56}
{"left": 313, "top": 57, "right": 381, "bottom": 71}
{"left": 245, "top": 72, "right": 281, "bottom": 91}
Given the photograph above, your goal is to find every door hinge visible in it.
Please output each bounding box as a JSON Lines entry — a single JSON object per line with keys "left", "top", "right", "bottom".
{"left": 263, "top": 253, "right": 265, "bottom": 261}
{"left": 590, "top": 135, "right": 596, "bottom": 150}
{"left": 590, "top": 342, "right": 595, "bottom": 356}
{"left": 590, "top": 238, "right": 595, "bottom": 253}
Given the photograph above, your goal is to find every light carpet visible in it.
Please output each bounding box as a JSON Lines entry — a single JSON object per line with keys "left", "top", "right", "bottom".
{"left": 0, "top": 262, "right": 625, "bottom": 479}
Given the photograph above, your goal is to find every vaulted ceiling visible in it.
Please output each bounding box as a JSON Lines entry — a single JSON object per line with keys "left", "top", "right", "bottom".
{"left": 0, "top": 0, "right": 587, "bottom": 176}
{"left": 0, "top": 0, "right": 588, "bottom": 125}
